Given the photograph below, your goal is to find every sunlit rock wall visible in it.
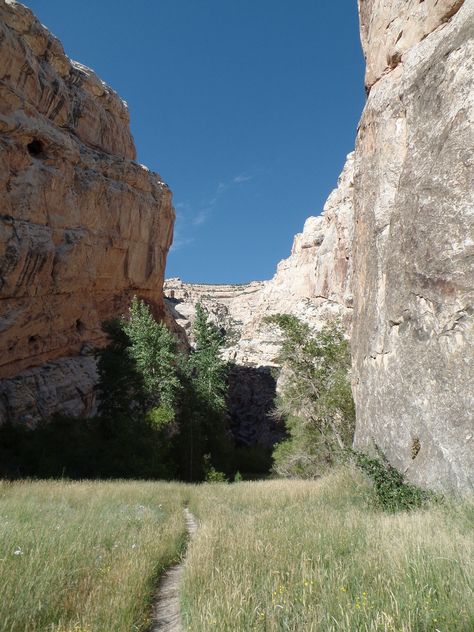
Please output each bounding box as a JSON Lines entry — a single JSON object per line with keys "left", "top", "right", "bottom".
{"left": 0, "top": 0, "right": 175, "bottom": 424}
{"left": 352, "top": 0, "right": 474, "bottom": 490}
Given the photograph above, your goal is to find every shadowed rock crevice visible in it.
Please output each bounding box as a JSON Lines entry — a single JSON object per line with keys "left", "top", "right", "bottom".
{"left": 226, "top": 364, "right": 284, "bottom": 449}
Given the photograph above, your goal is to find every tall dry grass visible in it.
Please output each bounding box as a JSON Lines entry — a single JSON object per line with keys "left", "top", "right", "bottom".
{"left": 183, "top": 468, "right": 474, "bottom": 631}
{"left": 0, "top": 479, "right": 189, "bottom": 632}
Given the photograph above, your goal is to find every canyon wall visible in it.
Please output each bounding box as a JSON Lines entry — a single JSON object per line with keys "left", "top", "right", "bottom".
{"left": 0, "top": 0, "right": 175, "bottom": 424}
{"left": 352, "top": 0, "right": 474, "bottom": 490}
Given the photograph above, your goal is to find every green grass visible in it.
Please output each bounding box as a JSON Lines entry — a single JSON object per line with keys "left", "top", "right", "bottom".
{"left": 1, "top": 472, "right": 472, "bottom": 631}
{"left": 0, "top": 480, "right": 189, "bottom": 632}
{"left": 183, "top": 468, "right": 474, "bottom": 631}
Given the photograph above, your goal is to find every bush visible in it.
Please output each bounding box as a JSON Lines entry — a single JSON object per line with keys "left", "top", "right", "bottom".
{"left": 203, "top": 455, "right": 228, "bottom": 482}
{"left": 352, "top": 446, "right": 434, "bottom": 512}
{"left": 205, "top": 467, "right": 228, "bottom": 483}
{"left": 265, "top": 316, "right": 355, "bottom": 478}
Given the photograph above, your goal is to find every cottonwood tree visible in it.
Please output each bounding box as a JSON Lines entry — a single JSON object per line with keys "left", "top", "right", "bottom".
{"left": 178, "top": 302, "right": 232, "bottom": 480}
{"left": 265, "top": 314, "right": 355, "bottom": 478}
{"left": 190, "top": 302, "right": 228, "bottom": 413}
{"left": 123, "top": 296, "right": 182, "bottom": 425}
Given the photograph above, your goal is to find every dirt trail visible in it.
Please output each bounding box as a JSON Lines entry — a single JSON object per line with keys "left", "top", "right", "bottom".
{"left": 150, "top": 508, "right": 198, "bottom": 632}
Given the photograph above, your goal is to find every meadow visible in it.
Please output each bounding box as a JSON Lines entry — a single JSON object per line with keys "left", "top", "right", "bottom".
{"left": 1, "top": 471, "right": 473, "bottom": 632}
{"left": 183, "top": 469, "right": 473, "bottom": 632}
{"left": 0, "top": 480, "right": 189, "bottom": 632}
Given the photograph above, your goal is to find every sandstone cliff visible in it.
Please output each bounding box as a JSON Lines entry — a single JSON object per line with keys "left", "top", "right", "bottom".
{"left": 352, "top": 0, "right": 474, "bottom": 490}
{"left": 0, "top": 0, "right": 175, "bottom": 424}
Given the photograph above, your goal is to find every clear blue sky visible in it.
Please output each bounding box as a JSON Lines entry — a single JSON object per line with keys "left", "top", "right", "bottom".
{"left": 25, "top": 0, "right": 365, "bottom": 284}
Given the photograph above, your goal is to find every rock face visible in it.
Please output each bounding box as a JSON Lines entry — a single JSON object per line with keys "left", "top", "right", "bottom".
{"left": 352, "top": 0, "right": 474, "bottom": 490}
{"left": 359, "top": 0, "right": 466, "bottom": 90}
{"left": 0, "top": 0, "right": 175, "bottom": 424}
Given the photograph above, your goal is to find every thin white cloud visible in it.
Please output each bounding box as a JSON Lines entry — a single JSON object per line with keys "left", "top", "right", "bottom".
{"left": 173, "top": 174, "right": 251, "bottom": 241}
{"left": 193, "top": 209, "right": 210, "bottom": 226}
{"left": 171, "top": 233, "right": 194, "bottom": 251}
{"left": 192, "top": 182, "right": 228, "bottom": 226}
{"left": 233, "top": 173, "right": 254, "bottom": 183}
{"left": 170, "top": 207, "right": 194, "bottom": 251}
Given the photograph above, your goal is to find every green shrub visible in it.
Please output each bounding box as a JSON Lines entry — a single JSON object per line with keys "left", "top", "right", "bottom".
{"left": 352, "top": 446, "right": 434, "bottom": 512}
{"left": 205, "top": 467, "right": 228, "bottom": 483}
{"left": 265, "top": 315, "right": 355, "bottom": 478}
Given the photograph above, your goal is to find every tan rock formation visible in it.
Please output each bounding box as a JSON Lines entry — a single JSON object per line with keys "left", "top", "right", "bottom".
{"left": 0, "top": 0, "right": 175, "bottom": 423}
{"left": 359, "top": 0, "right": 466, "bottom": 90}
{"left": 352, "top": 0, "right": 474, "bottom": 490}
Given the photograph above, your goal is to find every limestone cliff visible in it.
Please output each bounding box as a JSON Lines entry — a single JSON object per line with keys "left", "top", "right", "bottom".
{"left": 352, "top": 0, "right": 474, "bottom": 490}
{"left": 0, "top": 0, "right": 175, "bottom": 424}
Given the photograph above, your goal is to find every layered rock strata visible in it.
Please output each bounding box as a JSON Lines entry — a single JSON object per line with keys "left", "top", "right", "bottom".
{"left": 0, "top": 0, "right": 175, "bottom": 424}
{"left": 352, "top": 0, "right": 474, "bottom": 490}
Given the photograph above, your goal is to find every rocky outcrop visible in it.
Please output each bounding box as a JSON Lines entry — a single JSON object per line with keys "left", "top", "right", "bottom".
{"left": 0, "top": 0, "right": 175, "bottom": 424}
{"left": 359, "top": 0, "right": 466, "bottom": 90}
{"left": 235, "top": 152, "right": 354, "bottom": 367}
{"left": 352, "top": 0, "right": 474, "bottom": 490}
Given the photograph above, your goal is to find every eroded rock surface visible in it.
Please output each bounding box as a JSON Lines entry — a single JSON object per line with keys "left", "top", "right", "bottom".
{"left": 0, "top": 0, "right": 175, "bottom": 424}
{"left": 359, "top": 0, "right": 466, "bottom": 89}
{"left": 352, "top": 0, "right": 474, "bottom": 490}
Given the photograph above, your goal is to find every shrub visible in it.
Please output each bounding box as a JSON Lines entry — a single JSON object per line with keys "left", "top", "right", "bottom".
{"left": 265, "top": 315, "right": 355, "bottom": 478}
{"left": 205, "top": 467, "right": 228, "bottom": 483}
{"left": 352, "top": 446, "right": 434, "bottom": 512}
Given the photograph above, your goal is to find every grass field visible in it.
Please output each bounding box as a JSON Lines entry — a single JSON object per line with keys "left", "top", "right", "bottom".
{"left": 0, "top": 480, "right": 189, "bottom": 632}
{"left": 183, "top": 469, "right": 474, "bottom": 632}
{"left": 0, "top": 471, "right": 472, "bottom": 632}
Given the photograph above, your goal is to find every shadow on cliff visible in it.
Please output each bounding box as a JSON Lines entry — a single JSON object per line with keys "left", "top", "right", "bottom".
{"left": 226, "top": 364, "right": 286, "bottom": 477}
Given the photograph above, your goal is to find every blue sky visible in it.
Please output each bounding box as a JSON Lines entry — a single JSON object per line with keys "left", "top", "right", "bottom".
{"left": 25, "top": 0, "right": 365, "bottom": 283}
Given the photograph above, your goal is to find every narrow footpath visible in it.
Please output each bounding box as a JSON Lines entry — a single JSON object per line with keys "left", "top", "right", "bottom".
{"left": 150, "top": 508, "right": 198, "bottom": 632}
